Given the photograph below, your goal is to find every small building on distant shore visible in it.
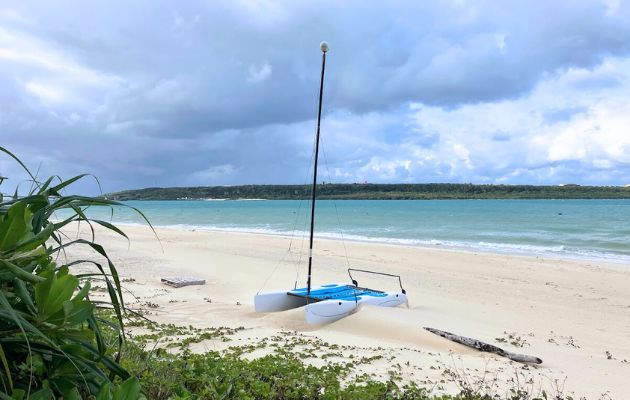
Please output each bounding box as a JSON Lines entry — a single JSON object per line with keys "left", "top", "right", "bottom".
{"left": 558, "top": 183, "right": 580, "bottom": 187}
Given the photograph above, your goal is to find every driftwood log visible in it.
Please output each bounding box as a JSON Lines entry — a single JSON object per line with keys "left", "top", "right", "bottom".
{"left": 424, "top": 327, "right": 543, "bottom": 364}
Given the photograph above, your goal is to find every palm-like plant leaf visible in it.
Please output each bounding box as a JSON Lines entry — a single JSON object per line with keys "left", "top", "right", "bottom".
{"left": 0, "top": 146, "right": 153, "bottom": 398}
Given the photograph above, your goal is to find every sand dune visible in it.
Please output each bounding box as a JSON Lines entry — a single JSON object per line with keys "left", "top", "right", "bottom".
{"left": 66, "top": 225, "right": 630, "bottom": 399}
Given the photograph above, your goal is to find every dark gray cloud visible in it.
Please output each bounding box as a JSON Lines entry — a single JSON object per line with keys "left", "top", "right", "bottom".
{"left": 1, "top": 1, "right": 630, "bottom": 193}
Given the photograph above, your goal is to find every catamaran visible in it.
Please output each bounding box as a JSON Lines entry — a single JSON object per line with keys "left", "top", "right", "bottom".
{"left": 254, "top": 42, "right": 408, "bottom": 325}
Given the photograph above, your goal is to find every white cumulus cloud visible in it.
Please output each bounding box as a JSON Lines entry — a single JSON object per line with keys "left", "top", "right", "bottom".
{"left": 247, "top": 62, "right": 272, "bottom": 83}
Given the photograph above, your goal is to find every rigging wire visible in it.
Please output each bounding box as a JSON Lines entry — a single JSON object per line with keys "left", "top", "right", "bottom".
{"left": 256, "top": 140, "right": 315, "bottom": 293}
{"left": 319, "top": 136, "right": 352, "bottom": 270}
{"left": 291, "top": 144, "right": 317, "bottom": 287}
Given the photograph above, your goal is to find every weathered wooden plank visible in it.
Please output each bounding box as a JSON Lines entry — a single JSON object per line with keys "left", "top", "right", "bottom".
{"left": 423, "top": 327, "right": 543, "bottom": 364}
{"left": 161, "top": 277, "right": 206, "bottom": 288}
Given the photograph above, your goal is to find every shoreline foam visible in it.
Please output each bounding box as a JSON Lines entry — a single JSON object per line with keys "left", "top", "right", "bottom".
{"left": 108, "top": 221, "right": 630, "bottom": 265}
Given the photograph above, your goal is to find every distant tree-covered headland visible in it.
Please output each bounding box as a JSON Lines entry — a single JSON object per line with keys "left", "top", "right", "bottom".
{"left": 107, "top": 183, "right": 630, "bottom": 200}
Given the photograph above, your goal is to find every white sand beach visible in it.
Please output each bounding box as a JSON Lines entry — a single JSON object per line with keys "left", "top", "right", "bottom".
{"left": 69, "top": 225, "right": 630, "bottom": 399}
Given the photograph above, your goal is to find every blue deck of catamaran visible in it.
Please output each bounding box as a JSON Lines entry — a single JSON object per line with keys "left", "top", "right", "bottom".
{"left": 288, "top": 283, "right": 388, "bottom": 302}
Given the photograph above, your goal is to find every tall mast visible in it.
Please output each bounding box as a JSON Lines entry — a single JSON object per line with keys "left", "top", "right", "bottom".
{"left": 307, "top": 41, "right": 329, "bottom": 296}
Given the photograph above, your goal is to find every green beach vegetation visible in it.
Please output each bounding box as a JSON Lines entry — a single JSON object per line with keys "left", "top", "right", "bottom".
{"left": 108, "top": 183, "right": 630, "bottom": 201}
{"left": 0, "top": 147, "right": 146, "bottom": 398}
{"left": 0, "top": 148, "right": 578, "bottom": 399}
{"left": 107, "top": 313, "right": 572, "bottom": 400}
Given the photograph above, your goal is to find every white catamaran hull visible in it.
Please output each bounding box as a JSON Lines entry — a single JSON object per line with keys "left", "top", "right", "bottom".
{"left": 255, "top": 283, "right": 408, "bottom": 325}
{"left": 254, "top": 290, "right": 307, "bottom": 312}
{"left": 305, "top": 292, "right": 407, "bottom": 325}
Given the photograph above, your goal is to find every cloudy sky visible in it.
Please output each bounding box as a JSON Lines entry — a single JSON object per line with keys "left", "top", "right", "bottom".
{"left": 1, "top": 0, "right": 630, "bottom": 194}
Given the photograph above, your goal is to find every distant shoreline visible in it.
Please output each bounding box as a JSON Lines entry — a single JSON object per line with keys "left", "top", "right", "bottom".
{"left": 107, "top": 183, "right": 630, "bottom": 201}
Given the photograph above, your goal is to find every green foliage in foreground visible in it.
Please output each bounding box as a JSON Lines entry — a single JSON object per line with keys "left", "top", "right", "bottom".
{"left": 114, "top": 316, "right": 569, "bottom": 400}
{"left": 126, "top": 350, "right": 430, "bottom": 400}
{"left": 0, "top": 147, "right": 147, "bottom": 399}
{"left": 109, "top": 183, "right": 630, "bottom": 201}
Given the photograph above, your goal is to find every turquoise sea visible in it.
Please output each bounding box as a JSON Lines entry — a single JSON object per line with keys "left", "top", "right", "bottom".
{"left": 89, "top": 199, "right": 630, "bottom": 263}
